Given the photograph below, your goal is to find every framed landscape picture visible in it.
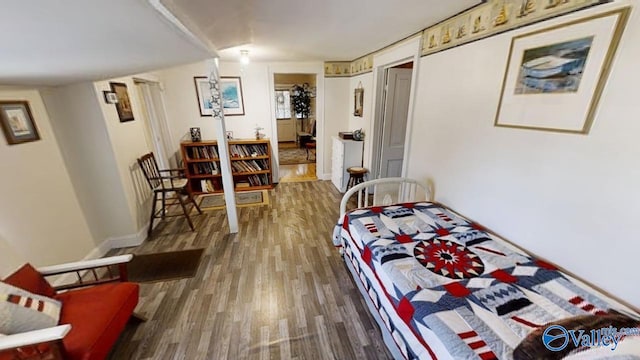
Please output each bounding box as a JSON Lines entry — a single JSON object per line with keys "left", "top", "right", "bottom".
{"left": 109, "top": 82, "right": 135, "bottom": 122}
{"left": 495, "top": 8, "right": 629, "bottom": 134}
{"left": 220, "top": 77, "right": 245, "bottom": 116}
{"left": 0, "top": 101, "right": 40, "bottom": 145}
{"left": 194, "top": 76, "right": 245, "bottom": 117}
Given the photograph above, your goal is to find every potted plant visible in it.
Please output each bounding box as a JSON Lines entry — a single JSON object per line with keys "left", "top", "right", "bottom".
{"left": 291, "top": 84, "right": 311, "bottom": 119}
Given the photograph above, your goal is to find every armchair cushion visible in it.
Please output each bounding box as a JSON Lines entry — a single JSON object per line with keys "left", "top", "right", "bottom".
{"left": 55, "top": 282, "right": 138, "bottom": 360}
{"left": 0, "top": 282, "right": 61, "bottom": 334}
{"left": 2, "top": 264, "right": 56, "bottom": 297}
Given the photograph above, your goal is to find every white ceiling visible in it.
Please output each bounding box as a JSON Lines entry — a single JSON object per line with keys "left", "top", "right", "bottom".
{"left": 0, "top": 0, "right": 481, "bottom": 86}
{"left": 0, "top": 0, "right": 212, "bottom": 86}
{"left": 163, "top": 0, "right": 482, "bottom": 62}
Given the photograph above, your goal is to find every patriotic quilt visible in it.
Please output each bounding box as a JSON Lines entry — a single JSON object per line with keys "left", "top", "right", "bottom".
{"left": 333, "top": 202, "right": 639, "bottom": 359}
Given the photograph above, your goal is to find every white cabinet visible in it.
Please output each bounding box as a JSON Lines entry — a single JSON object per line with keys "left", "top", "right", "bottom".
{"left": 331, "top": 136, "right": 364, "bottom": 193}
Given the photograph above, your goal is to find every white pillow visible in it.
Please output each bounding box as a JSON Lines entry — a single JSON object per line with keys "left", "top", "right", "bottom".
{"left": 0, "top": 282, "right": 61, "bottom": 334}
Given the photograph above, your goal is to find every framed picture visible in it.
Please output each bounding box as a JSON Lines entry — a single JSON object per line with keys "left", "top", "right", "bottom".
{"left": 220, "top": 77, "right": 245, "bottom": 116}
{"left": 0, "top": 101, "right": 40, "bottom": 145}
{"left": 354, "top": 88, "right": 364, "bottom": 117}
{"left": 103, "top": 91, "right": 118, "bottom": 104}
{"left": 190, "top": 127, "right": 201, "bottom": 142}
{"left": 109, "top": 82, "right": 135, "bottom": 122}
{"left": 194, "top": 76, "right": 246, "bottom": 117}
{"left": 495, "top": 8, "right": 629, "bottom": 134}
{"left": 194, "top": 76, "right": 213, "bottom": 116}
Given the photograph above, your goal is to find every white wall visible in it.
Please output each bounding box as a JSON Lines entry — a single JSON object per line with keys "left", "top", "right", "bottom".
{"left": 324, "top": 77, "right": 350, "bottom": 176}
{"left": 0, "top": 235, "right": 24, "bottom": 276}
{"left": 41, "top": 82, "right": 134, "bottom": 243}
{"left": 407, "top": 1, "right": 639, "bottom": 306}
{"left": 220, "top": 62, "right": 275, "bottom": 140}
{"left": 0, "top": 88, "right": 96, "bottom": 275}
{"left": 94, "top": 76, "right": 155, "bottom": 235}
{"left": 349, "top": 73, "right": 374, "bottom": 167}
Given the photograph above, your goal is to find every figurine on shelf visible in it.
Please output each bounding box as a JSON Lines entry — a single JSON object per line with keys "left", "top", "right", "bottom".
{"left": 254, "top": 124, "right": 264, "bottom": 140}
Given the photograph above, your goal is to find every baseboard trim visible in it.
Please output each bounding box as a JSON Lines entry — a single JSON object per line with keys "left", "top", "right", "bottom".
{"left": 49, "top": 238, "right": 113, "bottom": 287}
{"left": 83, "top": 238, "right": 113, "bottom": 260}
{"left": 84, "top": 222, "right": 149, "bottom": 259}
{"left": 108, "top": 224, "right": 148, "bottom": 249}
{"left": 47, "top": 225, "right": 149, "bottom": 287}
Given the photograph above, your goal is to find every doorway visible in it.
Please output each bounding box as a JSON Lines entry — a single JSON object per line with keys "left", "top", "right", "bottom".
{"left": 371, "top": 62, "right": 413, "bottom": 179}
{"left": 134, "top": 80, "right": 174, "bottom": 168}
{"left": 273, "top": 73, "right": 317, "bottom": 182}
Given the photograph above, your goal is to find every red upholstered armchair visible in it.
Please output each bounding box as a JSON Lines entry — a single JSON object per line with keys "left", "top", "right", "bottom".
{"left": 0, "top": 255, "right": 140, "bottom": 360}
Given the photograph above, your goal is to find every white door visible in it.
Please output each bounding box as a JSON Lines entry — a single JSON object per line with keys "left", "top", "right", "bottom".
{"left": 136, "top": 81, "right": 172, "bottom": 168}
{"left": 379, "top": 68, "right": 412, "bottom": 178}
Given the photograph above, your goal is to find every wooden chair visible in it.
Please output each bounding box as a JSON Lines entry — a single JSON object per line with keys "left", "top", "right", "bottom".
{"left": 137, "top": 153, "right": 201, "bottom": 237}
{"left": 305, "top": 140, "right": 316, "bottom": 160}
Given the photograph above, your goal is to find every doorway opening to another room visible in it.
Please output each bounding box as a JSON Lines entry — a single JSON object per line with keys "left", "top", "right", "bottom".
{"left": 134, "top": 79, "right": 174, "bottom": 168}
{"left": 273, "top": 73, "right": 317, "bottom": 182}
{"left": 371, "top": 61, "right": 414, "bottom": 180}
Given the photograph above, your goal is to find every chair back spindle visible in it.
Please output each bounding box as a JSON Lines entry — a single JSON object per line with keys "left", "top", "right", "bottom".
{"left": 138, "top": 153, "right": 163, "bottom": 190}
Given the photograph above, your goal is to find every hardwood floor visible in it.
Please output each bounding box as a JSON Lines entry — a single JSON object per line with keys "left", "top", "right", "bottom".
{"left": 279, "top": 163, "right": 317, "bottom": 183}
{"left": 107, "top": 181, "right": 392, "bottom": 360}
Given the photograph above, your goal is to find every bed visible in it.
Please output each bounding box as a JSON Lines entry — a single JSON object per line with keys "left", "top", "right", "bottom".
{"left": 333, "top": 178, "right": 640, "bottom": 360}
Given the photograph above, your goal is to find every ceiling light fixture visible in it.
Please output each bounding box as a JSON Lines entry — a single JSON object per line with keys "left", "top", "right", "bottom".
{"left": 240, "top": 50, "right": 250, "bottom": 65}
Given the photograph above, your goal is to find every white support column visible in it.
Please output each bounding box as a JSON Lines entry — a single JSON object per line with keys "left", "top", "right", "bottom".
{"left": 207, "top": 59, "right": 239, "bottom": 233}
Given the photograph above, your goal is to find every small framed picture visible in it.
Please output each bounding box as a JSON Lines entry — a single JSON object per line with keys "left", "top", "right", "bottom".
{"left": 103, "top": 91, "right": 118, "bottom": 104}
{"left": 354, "top": 88, "right": 364, "bottom": 117}
{"left": 0, "top": 101, "right": 40, "bottom": 145}
{"left": 190, "top": 127, "right": 201, "bottom": 142}
{"left": 109, "top": 82, "right": 135, "bottom": 122}
{"left": 226, "top": 131, "right": 233, "bottom": 139}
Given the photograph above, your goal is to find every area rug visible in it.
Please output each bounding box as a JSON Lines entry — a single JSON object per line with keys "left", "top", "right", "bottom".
{"left": 127, "top": 248, "right": 204, "bottom": 283}
{"left": 198, "top": 189, "right": 269, "bottom": 210}
{"left": 279, "top": 146, "right": 315, "bottom": 165}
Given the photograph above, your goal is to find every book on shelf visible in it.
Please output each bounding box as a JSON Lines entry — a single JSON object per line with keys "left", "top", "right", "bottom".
{"left": 235, "top": 182, "right": 251, "bottom": 189}
{"left": 192, "top": 161, "right": 219, "bottom": 175}
{"left": 247, "top": 174, "right": 270, "bottom": 186}
{"left": 200, "top": 179, "right": 216, "bottom": 192}
{"left": 189, "top": 145, "right": 219, "bottom": 160}
{"left": 229, "top": 143, "right": 268, "bottom": 158}
{"left": 230, "top": 159, "right": 269, "bottom": 173}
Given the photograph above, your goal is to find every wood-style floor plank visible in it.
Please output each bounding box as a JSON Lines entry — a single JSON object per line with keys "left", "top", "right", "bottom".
{"left": 108, "top": 180, "right": 392, "bottom": 359}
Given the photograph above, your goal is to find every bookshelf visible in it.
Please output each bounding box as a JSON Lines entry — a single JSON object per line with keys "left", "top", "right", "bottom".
{"left": 180, "top": 139, "right": 273, "bottom": 195}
